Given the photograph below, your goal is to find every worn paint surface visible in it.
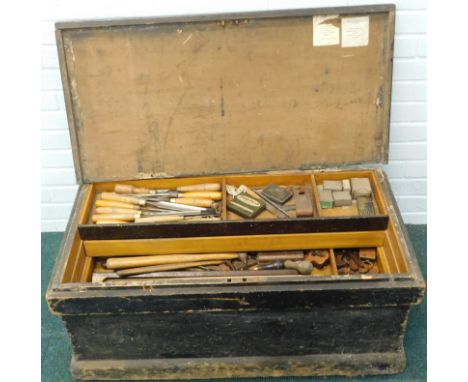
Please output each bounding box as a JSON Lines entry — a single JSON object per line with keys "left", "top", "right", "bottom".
{"left": 71, "top": 352, "right": 406, "bottom": 380}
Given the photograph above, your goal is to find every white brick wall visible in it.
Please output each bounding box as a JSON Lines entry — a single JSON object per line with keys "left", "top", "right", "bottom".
{"left": 41, "top": 0, "right": 427, "bottom": 231}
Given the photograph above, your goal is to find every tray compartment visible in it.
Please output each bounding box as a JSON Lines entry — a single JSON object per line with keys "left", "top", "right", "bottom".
{"left": 313, "top": 170, "right": 386, "bottom": 217}
{"left": 88, "top": 175, "right": 227, "bottom": 225}
{"left": 67, "top": 226, "right": 407, "bottom": 284}
{"left": 78, "top": 244, "right": 393, "bottom": 284}
{"left": 77, "top": 171, "right": 389, "bottom": 241}
{"left": 225, "top": 173, "right": 313, "bottom": 220}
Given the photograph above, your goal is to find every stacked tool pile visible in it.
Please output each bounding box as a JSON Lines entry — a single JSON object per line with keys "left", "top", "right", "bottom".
{"left": 226, "top": 183, "right": 314, "bottom": 219}
{"left": 91, "top": 250, "right": 327, "bottom": 283}
{"left": 335, "top": 248, "right": 379, "bottom": 275}
{"left": 317, "top": 177, "right": 375, "bottom": 216}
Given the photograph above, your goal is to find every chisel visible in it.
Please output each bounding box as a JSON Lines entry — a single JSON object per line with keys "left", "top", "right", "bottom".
{"left": 177, "top": 183, "right": 221, "bottom": 192}
{"left": 101, "top": 192, "right": 147, "bottom": 206}
{"left": 94, "top": 220, "right": 129, "bottom": 225}
{"left": 92, "top": 213, "right": 140, "bottom": 223}
{"left": 95, "top": 207, "right": 146, "bottom": 215}
{"left": 92, "top": 269, "right": 298, "bottom": 282}
{"left": 115, "top": 183, "right": 221, "bottom": 194}
{"left": 153, "top": 201, "right": 207, "bottom": 212}
{"left": 169, "top": 198, "right": 213, "bottom": 208}
{"left": 95, "top": 200, "right": 140, "bottom": 210}
{"left": 134, "top": 215, "right": 185, "bottom": 223}
{"left": 114, "top": 184, "right": 170, "bottom": 195}
{"left": 179, "top": 191, "right": 222, "bottom": 200}
{"left": 95, "top": 207, "right": 210, "bottom": 216}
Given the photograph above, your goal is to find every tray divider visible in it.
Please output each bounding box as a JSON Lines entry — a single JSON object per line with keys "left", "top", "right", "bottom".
{"left": 369, "top": 172, "right": 389, "bottom": 214}
{"left": 309, "top": 173, "right": 322, "bottom": 217}
{"left": 329, "top": 248, "right": 339, "bottom": 275}
{"left": 221, "top": 177, "right": 227, "bottom": 220}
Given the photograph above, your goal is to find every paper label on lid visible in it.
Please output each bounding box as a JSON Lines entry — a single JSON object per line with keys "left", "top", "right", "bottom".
{"left": 313, "top": 15, "right": 340, "bottom": 46}
{"left": 341, "top": 16, "right": 369, "bottom": 47}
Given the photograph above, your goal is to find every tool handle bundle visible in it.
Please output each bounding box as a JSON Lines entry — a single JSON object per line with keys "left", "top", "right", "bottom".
{"left": 92, "top": 183, "right": 222, "bottom": 224}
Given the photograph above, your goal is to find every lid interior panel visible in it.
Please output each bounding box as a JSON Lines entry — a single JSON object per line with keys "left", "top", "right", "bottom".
{"left": 58, "top": 7, "right": 394, "bottom": 183}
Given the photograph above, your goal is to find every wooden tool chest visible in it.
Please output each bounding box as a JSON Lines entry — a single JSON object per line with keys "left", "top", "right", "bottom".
{"left": 46, "top": 4, "right": 426, "bottom": 380}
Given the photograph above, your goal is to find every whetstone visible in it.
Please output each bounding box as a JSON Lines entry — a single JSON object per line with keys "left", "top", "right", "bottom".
{"left": 342, "top": 179, "right": 351, "bottom": 191}
{"left": 318, "top": 189, "right": 333, "bottom": 209}
{"left": 293, "top": 186, "right": 314, "bottom": 217}
{"left": 323, "top": 180, "right": 343, "bottom": 191}
{"left": 332, "top": 190, "right": 352, "bottom": 207}
{"left": 357, "top": 196, "right": 375, "bottom": 216}
{"left": 351, "top": 177, "right": 372, "bottom": 198}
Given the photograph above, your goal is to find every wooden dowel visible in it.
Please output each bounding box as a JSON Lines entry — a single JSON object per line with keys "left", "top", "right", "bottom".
{"left": 106, "top": 253, "right": 239, "bottom": 269}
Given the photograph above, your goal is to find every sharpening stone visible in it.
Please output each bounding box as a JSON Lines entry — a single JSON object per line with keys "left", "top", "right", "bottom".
{"left": 323, "top": 180, "right": 343, "bottom": 191}
{"left": 351, "top": 177, "right": 372, "bottom": 198}
{"left": 332, "top": 190, "right": 352, "bottom": 207}
{"left": 342, "top": 179, "right": 351, "bottom": 191}
{"left": 318, "top": 189, "right": 334, "bottom": 209}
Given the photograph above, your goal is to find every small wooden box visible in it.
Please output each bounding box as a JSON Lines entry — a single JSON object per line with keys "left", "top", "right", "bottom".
{"left": 46, "top": 4, "right": 425, "bottom": 380}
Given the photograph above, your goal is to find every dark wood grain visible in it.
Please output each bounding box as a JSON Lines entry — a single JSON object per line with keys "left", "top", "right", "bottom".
{"left": 65, "top": 306, "right": 407, "bottom": 360}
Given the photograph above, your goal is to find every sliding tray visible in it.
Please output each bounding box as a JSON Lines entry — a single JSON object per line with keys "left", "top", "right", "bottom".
{"left": 78, "top": 169, "right": 389, "bottom": 240}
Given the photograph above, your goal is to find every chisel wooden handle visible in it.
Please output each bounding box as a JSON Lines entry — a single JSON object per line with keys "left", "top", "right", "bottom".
{"left": 96, "top": 207, "right": 141, "bottom": 215}
{"left": 95, "top": 220, "right": 128, "bottom": 225}
{"left": 177, "top": 183, "right": 221, "bottom": 192}
{"left": 95, "top": 200, "right": 139, "bottom": 210}
{"left": 179, "top": 191, "right": 222, "bottom": 200}
{"left": 135, "top": 215, "right": 184, "bottom": 223}
{"left": 101, "top": 192, "right": 146, "bottom": 206}
{"left": 170, "top": 198, "right": 213, "bottom": 208}
{"left": 106, "top": 253, "right": 238, "bottom": 269}
{"left": 114, "top": 184, "right": 154, "bottom": 194}
{"left": 92, "top": 213, "right": 139, "bottom": 223}
{"left": 116, "top": 260, "right": 225, "bottom": 276}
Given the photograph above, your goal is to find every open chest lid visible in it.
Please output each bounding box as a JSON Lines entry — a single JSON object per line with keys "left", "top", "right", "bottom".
{"left": 56, "top": 4, "right": 395, "bottom": 184}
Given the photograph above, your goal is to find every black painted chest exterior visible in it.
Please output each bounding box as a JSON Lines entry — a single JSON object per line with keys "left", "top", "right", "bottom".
{"left": 47, "top": 4, "right": 425, "bottom": 380}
